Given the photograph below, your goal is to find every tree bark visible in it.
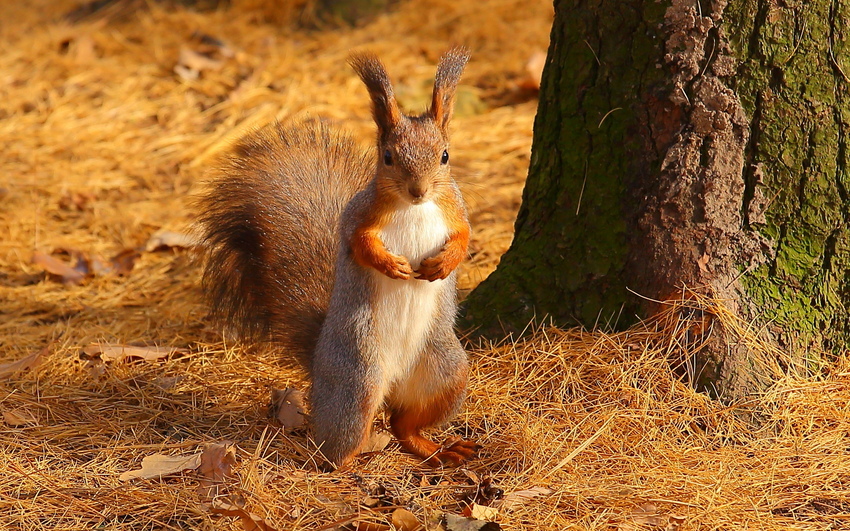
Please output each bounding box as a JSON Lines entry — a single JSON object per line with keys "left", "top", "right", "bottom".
{"left": 463, "top": 0, "right": 850, "bottom": 399}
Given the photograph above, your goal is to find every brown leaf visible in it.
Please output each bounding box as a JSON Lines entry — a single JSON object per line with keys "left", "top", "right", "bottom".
{"left": 469, "top": 504, "right": 498, "bottom": 520}
{"left": 192, "top": 32, "right": 236, "bottom": 58}
{"left": 197, "top": 441, "right": 237, "bottom": 499}
{"left": 441, "top": 513, "right": 501, "bottom": 531}
{"left": 362, "top": 496, "right": 381, "bottom": 508}
{"left": 152, "top": 375, "right": 183, "bottom": 390}
{"left": 145, "top": 230, "right": 199, "bottom": 252}
{"left": 119, "top": 452, "right": 202, "bottom": 481}
{"left": 0, "top": 346, "right": 50, "bottom": 379}
{"left": 82, "top": 344, "right": 185, "bottom": 363}
{"left": 353, "top": 522, "right": 390, "bottom": 531}
{"left": 667, "top": 515, "right": 686, "bottom": 531}
{"left": 697, "top": 253, "right": 710, "bottom": 273}
{"left": 86, "top": 359, "right": 107, "bottom": 379}
{"left": 391, "top": 508, "right": 423, "bottom": 531}
{"left": 269, "top": 387, "right": 305, "bottom": 429}
{"left": 460, "top": 469, "right": 480, "bottom": 484}
{"left": 621, "top": 503, "right": 666, "bottom": 528}
{"left": 494, "top": 486, "right": 553, "bottom": 510}
{"left": 459, "top": 476, "right": 504, "bottom": 507}
{"left": 58, "top": 191, "right": 94, "bottom": 211}
{"left": 179, "top": 47, "right": 223, "bottom": 71}
{"left": 88, "top": 256, "right": 112, "bottom": 276}
{"left": 110, "top": 248, "right": 139, "bottom": 276}
{"left": 619, "top": 508, "right": 686, "bottom": 531}
{"left": 174, "top": 64, "right": 199, "bottom": 81}
{"left": 3, "top": 408, "right": 38, "bottom": 426}
{"left": 360, "top": 430, "right": 392, "bottom": 454}
{"left": 210, "top": 498, "right": 278, "bottom": 531}
{"left": 31, "top": 251, "right": 87, "bottom": 284}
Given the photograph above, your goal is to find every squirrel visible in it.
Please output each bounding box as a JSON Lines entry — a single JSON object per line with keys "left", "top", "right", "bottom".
{"left": 198, "top": 47, "right": 479, "bottom": 467}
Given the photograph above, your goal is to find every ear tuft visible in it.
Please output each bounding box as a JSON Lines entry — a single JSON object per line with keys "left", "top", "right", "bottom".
{"left": 349, "top": 52, "right": 402, "bottom": 141}
{"left": 430, "top": 46, "right": 470, "bottom": 134}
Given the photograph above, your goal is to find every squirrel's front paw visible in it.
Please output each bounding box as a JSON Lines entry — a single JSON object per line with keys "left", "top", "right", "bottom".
{"left": 376, "top": 253, "right": 414, "bottom": 280}
{"left": 416, "top": 253, "right": 456, "bottom": 282}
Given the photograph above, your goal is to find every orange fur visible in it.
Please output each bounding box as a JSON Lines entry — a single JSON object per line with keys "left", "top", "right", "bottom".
{"left": 389, "top": 380, "right": 478, "bottom": 466}
{"left": 350, "top": 194, "right": 414, "bottom": 280}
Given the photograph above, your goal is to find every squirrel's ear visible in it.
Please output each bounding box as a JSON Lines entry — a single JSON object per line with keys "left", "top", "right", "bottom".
{"left": 430, "top": 46, "right": 470, "bottom": 134}
{"left": 349, "top": 52, "right": 402, "bottom": 139}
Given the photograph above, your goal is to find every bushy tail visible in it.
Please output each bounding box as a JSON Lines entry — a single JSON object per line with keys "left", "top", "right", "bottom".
{"left": 197, "top": 120, "right": 372, "bottom": 363}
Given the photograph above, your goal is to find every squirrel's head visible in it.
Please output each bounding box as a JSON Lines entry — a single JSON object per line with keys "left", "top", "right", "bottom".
{"left": 349, "top": 47, "right": 469, "bottom": 205}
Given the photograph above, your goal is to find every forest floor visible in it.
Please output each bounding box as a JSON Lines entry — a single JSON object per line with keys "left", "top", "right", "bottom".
{"left": 2, "top": 1, "right": 849, "bottom": 530}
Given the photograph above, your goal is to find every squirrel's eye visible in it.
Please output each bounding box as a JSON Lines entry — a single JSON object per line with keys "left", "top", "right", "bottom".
{"left": 383, "top": 149, "right": 393, "bottom": 166}
{"left": 441, "top": 150, "right": 449, "bottom": 165}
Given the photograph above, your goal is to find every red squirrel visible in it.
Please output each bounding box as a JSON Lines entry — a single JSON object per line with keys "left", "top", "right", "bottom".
{"left": 198, "top": 47, "right": 477, "bottom": 467}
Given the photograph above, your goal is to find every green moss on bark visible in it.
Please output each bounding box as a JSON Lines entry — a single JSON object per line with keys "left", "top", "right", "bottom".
{"left": 462, "top": 0, "right": 669, "bottom": 334}
{"left": 728, "top": 0, "right": 850, "bottom": 351}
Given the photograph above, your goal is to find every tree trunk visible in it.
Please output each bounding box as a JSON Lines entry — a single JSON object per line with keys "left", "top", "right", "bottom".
{"left": 463, "top": 0, "right": 850, "bottom": 399}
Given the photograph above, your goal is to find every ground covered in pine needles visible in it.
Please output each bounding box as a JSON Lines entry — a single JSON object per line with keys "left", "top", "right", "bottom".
{"left": 2, "top": 1, "right": 850, "bottom": 530}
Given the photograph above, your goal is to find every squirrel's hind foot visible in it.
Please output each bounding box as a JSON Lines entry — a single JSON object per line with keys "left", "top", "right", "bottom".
{"left": 423, "top": 437, "right": 481, "bottom": 467}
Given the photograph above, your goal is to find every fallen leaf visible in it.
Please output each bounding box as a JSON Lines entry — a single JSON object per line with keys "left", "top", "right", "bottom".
{"left": 697, "top": 252, "right": 710, "bottom": 273}
{"left": 3, "top": 408, "right": 38, "bottom": 426}
{"left": 197, "top": 441, "right": 237, "bottom": 498}
{"left": 33, "top": 246, "right": 139, "bottom": 281}
{"left": 145, "top": 230, "right": 199, "bottom": 252}
{"left": 392, "top": 508, "right": 423, "bottom": 531}
{"left": 354, "top": 522, "right": 390, "bottom": 531}
{"left": 630, "top": 503, "right": 664, "bottom": 527}
{"left": 192, "top": 31, "right": 236, "bottom": 58}
{"left": 470, "top": 504, "right": 498, "bottom": 520}
{"left": 617, "top": 505, "right": 686, "bottom": 530}
{"left": 0, "top": 346, "right": 49, "bottom": 378}
{"left": 119, "top": 452, "right": 202, "bottom": 481}
{"left": 494, "top": 486, "right": 553, "bottom": 510}
{"left": 82, "top": 344, "right": 184, "bottom": 363}
{"left": 667, "top": 515, "right": 686, "bottom": 531}
{"left": 458, "top": 476, "right": 504, "bottom": 507}
{"left": 617, "top": 503, "right": 668, "bottom": 530}
{"left": 110, "top": 248, "right": 139, "bottom": 276}
{"left": 360, "top": 430, "right": 392, "bottom": 454}
{"left": 179, "top": 46, "right": 223, "bottom": 71}
{"left": 88, "top": 255, "right": 112, "bottom": 276}
{"left": 86, "top": 359, "right": 107, "bottom": 379}
{"left": 441, "top": 513, "right": 501, "bottom": 531}
{"left": 210, "top": 498, "right": 278, "bottom": 531}
{"left": 31, "top": 251, "right": 87, "bottom": 284}
{"left": 269, "top": 387, "right": 305, "bottom": 429}
{"left": 460, "top": 469, "right": 480, "bottom": 484}
{"left": 362, "top": 496, "right": 382, "bottom": 508}
{"left": 152, "top": 375, "right": 183, "bottom": 389}
{"left": 58, "top": 190, "right": 94, "bottom": 211}
{"left": 174, "top": 64, "right": 199, "bottom": 81}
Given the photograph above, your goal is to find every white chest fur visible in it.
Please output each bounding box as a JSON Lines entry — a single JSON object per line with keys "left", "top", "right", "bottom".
{"left": 372, "top": 201, "right": 449, "bottom": 387}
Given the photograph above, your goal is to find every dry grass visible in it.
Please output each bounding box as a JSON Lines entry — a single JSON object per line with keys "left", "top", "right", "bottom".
{"left": 1, "top": 1, "right": 849, "bottom": 530}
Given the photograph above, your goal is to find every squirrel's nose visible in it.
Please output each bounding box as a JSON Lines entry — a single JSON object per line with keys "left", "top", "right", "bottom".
{"left": 408, "top": 183, "right": 427, "bottom": 199}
